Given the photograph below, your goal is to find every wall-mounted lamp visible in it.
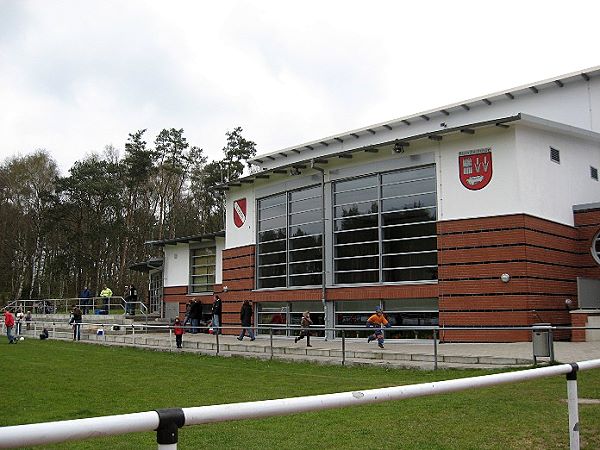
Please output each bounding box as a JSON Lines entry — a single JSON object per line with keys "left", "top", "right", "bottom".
{"left": 290, "top": 167, "right": 302, "bottom": 176}
{"left": 393, "top": 140, "right": 405, "bottom": 154}
{"left": 222, "top": 286, "right": 228, "bottom": 292}
{"left": 500, "top": 273, "right": 510, "bottom": 283}
{"left": 565, "top": 298, "right": 573, "bottom": 310}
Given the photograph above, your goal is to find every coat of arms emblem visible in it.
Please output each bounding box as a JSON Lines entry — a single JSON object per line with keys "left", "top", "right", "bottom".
{"left": 233, "top": 198, "right": 247, "bottom": 228}
{"left": 459, "top": 148, "right": 493, "bottom": 190}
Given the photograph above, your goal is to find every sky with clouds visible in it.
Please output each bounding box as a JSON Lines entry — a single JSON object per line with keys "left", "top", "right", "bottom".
{"left": 1, "top": 0, "right": 599, "bottom": 175}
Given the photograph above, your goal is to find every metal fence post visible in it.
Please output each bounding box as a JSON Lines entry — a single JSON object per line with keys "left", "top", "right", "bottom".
{"left": 169, "top": 328, "right": 173, "bottom": 351}
{"left": 215, "top": 329, "right": 219, "bottom": 355}
{"left": 341, "top": 330, "right": 346, "bottom": 366}
{"left": 269, "top": 328, "right": 273, "bottom": 360}
{"left": 433, "top": 329, "right": 438, "bottom": 371}
{"left": 132, "top": 325, "right": 136, "bottom": 345}
{"left": 567, "top": 364, "right": 580, "bottom": 450}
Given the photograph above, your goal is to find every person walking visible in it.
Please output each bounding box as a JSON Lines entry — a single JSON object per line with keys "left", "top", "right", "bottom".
{"left": 211, "top": 295, "right": 222, "bottom": 335}
{"left": 4, "top": 309, "right": 18, "bottom": 344}
{"left": 70, "top": 306, "right": 83, "bottom": 341}
{"left": 294, "top": 311, "right": 313, "bottom": 347}
{"left": 237, "top": 300, "right": 255, "bottom": 341}
{"left": 366, "top": 306, "right": 391, "bottom": 349}
{"left": 174, "top": 317, "right": 184, "bottom": 349}
{"left": 127, "top": 284, "right": 138, "bottom": 315}
{"left": 100, "top": 285, "right": 112, "bottom": 313}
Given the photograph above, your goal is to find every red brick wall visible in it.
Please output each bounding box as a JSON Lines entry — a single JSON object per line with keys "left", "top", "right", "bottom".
{"left": 574, "top": 207, "right": 600, "bottom": 279}
{"left": 216, "top": 210, "right": 599, "bottom": 342}
{"left": 438, "top": 214, "right": 578, "bottom": 341}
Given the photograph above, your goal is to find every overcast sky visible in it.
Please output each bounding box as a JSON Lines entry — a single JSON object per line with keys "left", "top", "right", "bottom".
{"left": 1, "top": 0, "right": 599, "bottom": 175}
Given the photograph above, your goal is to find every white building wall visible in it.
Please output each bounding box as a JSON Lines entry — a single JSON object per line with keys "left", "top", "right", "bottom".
{"left": 437, "top": 127, "right": 521, "bottom": 221}
{"left": 515, "top": 126, "right": 600, "bottom": 226}
{"left": 225, "top": 189, "right": 256, "bottom": 250}
{"left": 163, "top": 243, "right": 189, "bottom": 287}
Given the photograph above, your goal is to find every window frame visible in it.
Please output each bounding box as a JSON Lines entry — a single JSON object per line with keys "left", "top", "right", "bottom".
{"left": 188, "top": 245, "right": 216, "bottom": 294}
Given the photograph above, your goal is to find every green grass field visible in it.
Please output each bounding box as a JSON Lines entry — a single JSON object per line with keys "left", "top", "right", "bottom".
{"left": 2, "top": 339, "right": 600, "bottom": 449}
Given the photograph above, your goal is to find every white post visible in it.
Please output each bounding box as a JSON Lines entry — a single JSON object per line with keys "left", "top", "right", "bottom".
{"left": 132, "top": 325, "right": 136, "bottom": 345}
{"left": 566, "top": 365, "right": 580, "bottom": 450}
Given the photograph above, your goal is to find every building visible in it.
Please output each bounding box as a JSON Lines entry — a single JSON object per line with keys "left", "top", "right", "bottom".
{"left": 150, "top": 67, "right": 600, "bottom": 342}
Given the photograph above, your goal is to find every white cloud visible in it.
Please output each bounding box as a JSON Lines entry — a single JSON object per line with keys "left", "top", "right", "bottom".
{"left": 0, "top": 0, "right": 599, "bottom": 175}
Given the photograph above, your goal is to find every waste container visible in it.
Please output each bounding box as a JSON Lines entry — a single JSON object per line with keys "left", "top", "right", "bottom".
{"left": 532, "top": 323, "right": 554, "bottom": 364}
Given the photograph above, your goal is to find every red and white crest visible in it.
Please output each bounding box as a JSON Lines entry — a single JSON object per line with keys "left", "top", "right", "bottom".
{"left": 233, "top": 198, "right": 247, "bottom": 228}
{"left": 459, "top": 148, "right": 493, "bottom": 190}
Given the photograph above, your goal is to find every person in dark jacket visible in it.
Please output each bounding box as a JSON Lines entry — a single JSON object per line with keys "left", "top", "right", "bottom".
{"left": 69, "top": 306, "right": 83, "bottom": 341}
{"left": 80, "top": 286, "right": 92, "bottom": 314}
{"left": 211, "top": 295, "right": 222, "bottom": 335}
{"left": 237, "top": 300, "right": 255, "bottom": 341}
{"left": 189, "top": 300, "right": 201, "bottom": 334}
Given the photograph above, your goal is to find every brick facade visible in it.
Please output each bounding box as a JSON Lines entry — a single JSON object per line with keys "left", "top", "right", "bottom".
{"left": 165, "top": 210, "right": 600, "bottom": 342}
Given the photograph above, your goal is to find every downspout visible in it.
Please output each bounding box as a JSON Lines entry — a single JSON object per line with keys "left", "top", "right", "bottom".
{"left": 310, "top": 159, "right": 328, "bottom": 340}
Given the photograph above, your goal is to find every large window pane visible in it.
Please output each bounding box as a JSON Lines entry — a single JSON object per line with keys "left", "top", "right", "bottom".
{"left": 381, "top": 166, "right": 435, "bottom": 184}
{"left": 383, "top": 252, "right": 437, "bottom": 267}
{"left": 334, "top": 228, "right": 378, "bottom": 245}
{"left": 334, "top": 201, "right": 378, "bottom": 217}
{"left": 257, "top": 185, "right": 323, "bottom": 289}
{"left": 335, "top": 175, "right": 377, "bottom": 192}
{"left": 289, "top": 209, "right": 321, "bottom": 224}
{"left": 381, "top": 178, "right": 436, "bottom": 198}
{"left": 258, "top": 240, "right": 286, "bottom": 254}
{"left": 335, "top": 242, "right": 379, "bottom": 258}
{"left": 290, "top": 222, "right": 322, "bottom": 237}
{"left": 190, "top": 247, "right": 216, "bottom": 293}
{"left": 335, "top": 256, "right": 378, "bottom": 272}
{"left": 334, "top": 214, "right": 378, "bottom": 231}
{"left": 382, "top": 222, "right": 436, "bottom": 240}
{"left": 334, "top": 186, "right": 377, "bottom": 205}
{"left": 289, "top": 247, "right": 322, "bottom": 263}
{"left": 332, "top": 164, "right": 438, "bottom": 284}
{"left": 381, "top": 207, "right": 437, "bottom": 226}
{"left": 381, "top": 193, "right": 436, "bottom": 212}
{"left": 289, "top": 235, "right": 322, "bottom": 250}
{"left": 335, "top": 270, "right": 379, "bottom": 284}
{"left": 382, "top": 237, "right": 437, "bottom": 254}
{"left": 383, "top": 267, "right": 438, "bottom": 282}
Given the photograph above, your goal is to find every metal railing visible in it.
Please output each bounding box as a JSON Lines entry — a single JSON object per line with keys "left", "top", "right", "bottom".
{"left": 6, "top": 320, "right": 600, "bottom": 370}
{"left": 5, "top": 297, "right": 148, "bottom": 320}
{"left": 0, "top": 357, "right": 598, "bottom": 449}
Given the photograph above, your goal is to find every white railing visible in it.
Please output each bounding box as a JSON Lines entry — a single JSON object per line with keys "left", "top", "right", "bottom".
{"left": 0, "top": 359, "right": 598, "bottom": 449}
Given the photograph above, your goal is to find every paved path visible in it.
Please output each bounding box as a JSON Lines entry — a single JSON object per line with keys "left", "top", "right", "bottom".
{"left": 20, "top": 324, "right": 600, "bottom": 370}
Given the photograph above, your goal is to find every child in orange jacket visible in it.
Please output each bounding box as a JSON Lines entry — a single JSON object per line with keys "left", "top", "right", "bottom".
{"left": 366, "top": 307, "right": 390, "bottom": 349}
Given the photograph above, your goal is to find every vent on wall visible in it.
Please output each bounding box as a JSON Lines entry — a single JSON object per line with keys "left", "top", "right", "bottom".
{"left": 550, "top": 147, "right": 560, "bottom": 164}
{"left": 591, "top": 166, "right": 598, "bottom": 181}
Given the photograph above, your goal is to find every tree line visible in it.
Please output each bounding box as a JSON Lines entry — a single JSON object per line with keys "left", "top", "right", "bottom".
{"left": 0, "top": 127, "right": 256, "bottom": 303}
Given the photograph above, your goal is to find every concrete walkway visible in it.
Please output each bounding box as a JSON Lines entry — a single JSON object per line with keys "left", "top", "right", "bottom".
{"left": 17, "top": 322, "right": 600, "bottom": 370}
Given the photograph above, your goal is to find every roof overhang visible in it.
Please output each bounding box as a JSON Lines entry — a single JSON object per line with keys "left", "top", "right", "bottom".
{"left": 249, "top": 65, "right": 600, "bottom": 167}
{"left": 216, "top": 114, "right": 522, "bottom": 190}
{"left": 145, "top": 231, "right": 225, "bottom": 247}
{"left": 128, "top": 258, "right": 163, "bottom": 273}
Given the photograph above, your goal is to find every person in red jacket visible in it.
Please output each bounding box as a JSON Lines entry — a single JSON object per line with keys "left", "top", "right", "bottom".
{"left": 174, "top": 317, "right": 184, "bottom": 349}
{"left": 366, "top": 307, "right": 391, "bottom": 349}
{"left": 4, "top": 309, "right": 18, "bottom": 344}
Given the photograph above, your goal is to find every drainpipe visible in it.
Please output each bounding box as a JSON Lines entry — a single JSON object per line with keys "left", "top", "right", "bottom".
{"left": 310, "top": 160, "right": 328, "bottom": 341}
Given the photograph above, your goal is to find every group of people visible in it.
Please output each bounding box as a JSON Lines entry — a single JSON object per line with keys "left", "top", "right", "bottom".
{"left": 3, "top": 309, "right": 34, "bottom": 344}
{"left": 78, "top": 284, "right": 137, "bottom": 315}
{"left": 173, "top": 299, "right": 392, "bottom": 350}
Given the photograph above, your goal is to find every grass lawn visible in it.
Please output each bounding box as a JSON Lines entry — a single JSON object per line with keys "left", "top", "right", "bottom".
{"left": 2, "top": 340, "right": 600, "bottom": 449}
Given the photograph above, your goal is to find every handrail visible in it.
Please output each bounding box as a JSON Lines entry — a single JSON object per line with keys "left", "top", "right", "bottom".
{"left": 0, "top": 359, "right": 598, "bottom": 449}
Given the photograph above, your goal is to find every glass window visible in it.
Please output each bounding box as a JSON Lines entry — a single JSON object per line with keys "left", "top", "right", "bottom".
{"left": 333, "top": 164, "right": 437, "bottom": 285}
{"left": 257, "top": 185, "right": 323, "bottom": 288}
{"left": 189, "top": 247, "right": 216, "bottom": 293}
